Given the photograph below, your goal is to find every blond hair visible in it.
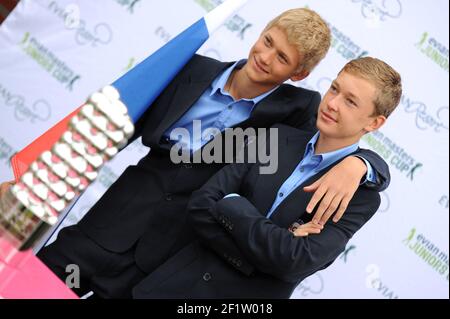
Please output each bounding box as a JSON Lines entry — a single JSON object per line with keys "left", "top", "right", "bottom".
{"left": 263, "top": 8, "right": 331, "bottom": 72}
{"left": 341, "top": 57, "right": 402, "bottom": 118}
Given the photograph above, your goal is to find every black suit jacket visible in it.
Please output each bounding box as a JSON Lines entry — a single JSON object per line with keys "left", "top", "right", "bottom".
{"left": 132, "top": 124, "right": 382, "bottom": 299}
{"left": 77, "top": 55, "right": 389, "bottom": 273}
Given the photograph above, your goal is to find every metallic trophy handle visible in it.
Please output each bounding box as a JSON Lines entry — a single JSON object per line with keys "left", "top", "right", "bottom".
{"left": 0, "top": 86, "right": 134, "bottom": 251}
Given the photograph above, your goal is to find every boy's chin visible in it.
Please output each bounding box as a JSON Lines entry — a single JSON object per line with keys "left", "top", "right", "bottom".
{"left": 316, "top": 124, "right": 340, "bottom": 139}
{"left": 316, "top": 121, "right": 333, "bottom": 133}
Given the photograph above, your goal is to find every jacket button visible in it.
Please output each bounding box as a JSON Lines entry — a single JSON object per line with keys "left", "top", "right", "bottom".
{"left": 203, "top": 273, "right": 212, "bottom": 282}
{"left": 165, "top": 193, "right": 173, "bottom": 201}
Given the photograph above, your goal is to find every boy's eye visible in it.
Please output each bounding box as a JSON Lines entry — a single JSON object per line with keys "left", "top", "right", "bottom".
{"left": 347, "top": 99, "right": 357, "bottom": 107}
{"left": 279, "top": 55, "right": 288, "bottom": 64}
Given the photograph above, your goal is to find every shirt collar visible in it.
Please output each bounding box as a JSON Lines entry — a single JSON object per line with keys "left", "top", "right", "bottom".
{"left": 304, "top": 132, "right": 360, "bottom": 172}
{"left": 211, "top": 59, "right": 279, "bottom": 104}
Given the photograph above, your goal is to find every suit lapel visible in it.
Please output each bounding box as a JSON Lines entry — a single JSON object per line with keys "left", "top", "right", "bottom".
{"left": 153, "top": 81, "right": 212, "bottom": 140}
{"left": 250, "top": 133, "right": 311, "bottom": 217}
{"left": 153, "top": 61, "right": 233, "bottom": 141}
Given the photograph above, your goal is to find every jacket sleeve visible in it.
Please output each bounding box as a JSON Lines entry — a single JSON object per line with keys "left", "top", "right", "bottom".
{"left": 351, "top": 149, "right": 391, "bottom": 192}
{"left": 208, "top": 189, "right": 381, "bottom": 283}
{"left": 187, "top": 161, "right": 256, "bottom": 276}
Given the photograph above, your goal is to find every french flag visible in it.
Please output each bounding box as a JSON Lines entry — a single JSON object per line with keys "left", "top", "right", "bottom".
{"left": 11, "top": 0, "right": 248, "bottom": 180}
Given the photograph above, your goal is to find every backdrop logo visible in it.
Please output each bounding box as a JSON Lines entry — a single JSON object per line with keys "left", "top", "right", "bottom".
{"left": 97, "top": 166, "right": 119, "bottom": 189}
{"left": 195, "top": 0, "right": 224, "bottom": 12}
{"left": 41, "top": 1, "right": 113, "bottom": 47}
{"left": 340, "top": 244, "right": 357, "bottom": 263}
{"left": 416, "top": 32, "right": 449, "bottom": 73}
{"left": 0, "top": 137, "right": 16, "bottom": 168}
{"left": 125, "top": 139, "right": 149, "bottom": 155}
{"left": 294, "top": 273, "right": 325, "bottom": 297}
{"left": 352, "top": 0, "right": 402, "bottom": 21}
{"left": 403, "top": 228, "right": 449, "bottom": 282}
{"left": 113, "top": 0, "right": 142, "bottom": 14}
{"left": 361, "top": 130, "right": 423, "bottom": 181}
{"left": 19, "top": 32, "right": 81, "bottom": 91}
{"left": 401, "top": 95, "right": 448, "bottom": 133}
{"left": 194, "top": 0, "right": 252, "bottom": 39}
{"left": 155, "top": 26, "right": 171, "bottom": 44}
{"left": 378, "top": 192, "right": 390, "bottom": 213}
{"left": 365, "top": 264, "right": 399, "bottom": 299}
{"left": 439, "top": 195, "right": 449, "bottom": 210}
{"left": 224, "top": 15, "right": 252, "bottom": 40}
{"left": 123, "top": 57, "right": 136, "bottom": 72}
{"left": 0, "top": 83, "right": 52, "bottom": 123}
{"left": 64, "top": 204, "right": 93, "bottom": 226}
{"left": 327, "top": 21, "right": 369, "bottom": 60}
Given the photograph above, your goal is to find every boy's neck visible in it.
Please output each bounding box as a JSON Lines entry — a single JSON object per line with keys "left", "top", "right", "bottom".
{"left": 315, "top": 133, "right": 360, "bottom": 155}
{"left": 225, "top": 68, "right": 278, "bottom": 101}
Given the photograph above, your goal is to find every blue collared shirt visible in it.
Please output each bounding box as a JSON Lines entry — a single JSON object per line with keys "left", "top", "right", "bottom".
{"left": 265, "top": 132, "right": 360, "bottom": 218}
{"left": 163, "top": 59, "right": 279, "bottom": 152}
{"left": 225, "top": 132, "right": 376, "bottom": 217}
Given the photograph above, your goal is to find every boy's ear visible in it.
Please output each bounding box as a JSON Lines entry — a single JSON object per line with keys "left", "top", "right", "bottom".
{"left": 364, "top": 115, "right": 387, "bottom": 133}
{"left": 290, "top": 69, "right": 310, "bottom": 82}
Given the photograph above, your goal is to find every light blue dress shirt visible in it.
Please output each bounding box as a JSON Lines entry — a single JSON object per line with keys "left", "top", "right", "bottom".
{"left": 163, "top": 59, "right": 279, "bottom": 152}
{"left": 224, "top": 132, "right": 377, "bottom": 218}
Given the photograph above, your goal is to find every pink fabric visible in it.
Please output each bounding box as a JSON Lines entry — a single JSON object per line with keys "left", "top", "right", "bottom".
{"left": 0, "top": 237, "right": 78, "bottom": 299}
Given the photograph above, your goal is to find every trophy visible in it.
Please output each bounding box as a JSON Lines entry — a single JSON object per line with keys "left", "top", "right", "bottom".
{"left": 0, "top": 86, "right": 134, "bottom": 252}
